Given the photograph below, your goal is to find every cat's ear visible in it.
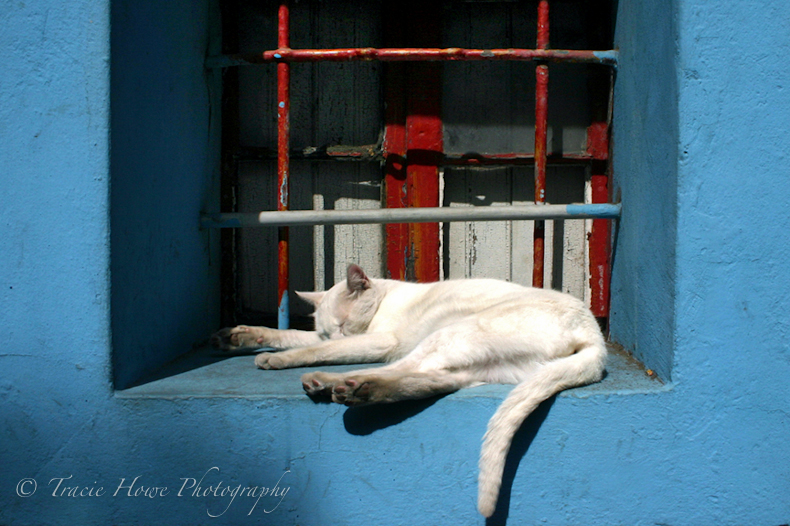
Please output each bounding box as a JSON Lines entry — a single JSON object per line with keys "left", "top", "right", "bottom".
{"left": 295, "top": 290, "right": 325, "bottom": 306}
{"left": 346, "top": 264, "right": 371, "bottom": 293}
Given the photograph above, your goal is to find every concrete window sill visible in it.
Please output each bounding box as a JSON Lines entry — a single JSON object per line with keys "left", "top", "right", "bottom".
{"left": 116, "top": 344, "right": 667, "bottom": 400}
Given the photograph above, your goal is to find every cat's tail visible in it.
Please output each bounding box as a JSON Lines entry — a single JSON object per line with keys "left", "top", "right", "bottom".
{"left": 477, "top": 341, "right": 607, "bottom": 517}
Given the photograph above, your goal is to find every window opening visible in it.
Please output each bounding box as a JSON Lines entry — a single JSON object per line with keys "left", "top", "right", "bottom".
{"left": 204, "top": 0, "right": 618, "bottom": 330}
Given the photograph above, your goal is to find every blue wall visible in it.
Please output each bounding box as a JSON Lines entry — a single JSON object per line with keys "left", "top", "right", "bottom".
{"left": 110, "top": 0, "right": 222, "bottom": 388}
{"left": 2, "top": 0, "right": 789, "bottom": 525}
{"left": 609, "top": 0, "right": 678, "bottom": 382}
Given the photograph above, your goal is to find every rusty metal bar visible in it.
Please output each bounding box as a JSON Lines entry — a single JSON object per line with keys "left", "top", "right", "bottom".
{"left": 533, "top": 0, "right": 550, "bottom": 288}
{"left": 206, "top": 48, "right": 617, "bottom": 68}
{"left": 201, "top": 204, "right": 621, "bottom": 229}
{"left": 233, "top": 146, "right": 598, "bottom": 165}
{"left": 276, "top": 2, "right": 290, "bottom": 330}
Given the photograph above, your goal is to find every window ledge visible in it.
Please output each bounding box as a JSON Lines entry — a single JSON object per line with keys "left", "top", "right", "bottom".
{"left": 115, "top": 343, "right": 667, "bottom": 400}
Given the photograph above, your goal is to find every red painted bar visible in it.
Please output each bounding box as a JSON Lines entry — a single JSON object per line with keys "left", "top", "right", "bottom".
{"left": 533, "top": 0, "right": 550, "bottom": 288}
{"left": 276, "top": 2, "right": 290, "bottom": 329}
{"left": 537, "top": 1, "right": 550, "bottom": 49}
{"left": 587, "top": 123, "right": 611, "bottom": 318}
{"left": 215, "top": 47, "right": 616, "bottom": 65}
{"left": 533, "top": 72, "right": 549, "bottom": 198}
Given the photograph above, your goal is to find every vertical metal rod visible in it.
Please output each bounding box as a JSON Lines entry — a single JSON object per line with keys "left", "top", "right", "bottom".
{"left": 533, "top": 0, "right": 549, "bottom": 288}
{"left": 277, "top": 2, "right": 291, "bottom": 329}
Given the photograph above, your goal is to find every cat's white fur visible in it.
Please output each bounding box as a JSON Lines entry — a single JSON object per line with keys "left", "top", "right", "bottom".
{"left": 212, "top": 264, "right": 606, "bottom": 517}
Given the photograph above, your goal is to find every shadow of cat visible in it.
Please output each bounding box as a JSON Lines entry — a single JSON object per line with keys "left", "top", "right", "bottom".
{"left": 340, "top": 390, "right": 556, "bottom": 524}
{"left": 486, "top": 396, "right": 556, "bottom": 525}
{"left": 341, "top": 394, "right": 450, "bottom": 435}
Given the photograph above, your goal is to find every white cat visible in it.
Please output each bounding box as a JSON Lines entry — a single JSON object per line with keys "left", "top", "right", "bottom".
{"left": 212, "top": 264, "right": 607, "bottom": 517}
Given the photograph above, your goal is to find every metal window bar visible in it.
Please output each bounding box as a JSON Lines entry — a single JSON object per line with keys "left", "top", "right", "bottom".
{"left": 205, "top": 1, "right": 619, "bottom": 329}
{"left": 533, "top": 0, "right": 550, "bottom": 288}
{"left": 205, "top": 48, "right": 617, "bottom": 68}
{"left": 202, "top": 203, "right": 621, "bottom": 228}
{"left": 276, "top": 3, "right": 290, "bottom": 330}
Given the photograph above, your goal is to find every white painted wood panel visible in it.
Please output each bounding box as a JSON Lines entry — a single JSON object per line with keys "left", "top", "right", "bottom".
{"left": 443, "top": 166, "right": 590, "bottom": 301}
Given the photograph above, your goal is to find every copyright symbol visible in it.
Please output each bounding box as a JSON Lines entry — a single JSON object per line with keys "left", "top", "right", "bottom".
{"left": 16, "top": 478, "right": 37, "bottom": 497}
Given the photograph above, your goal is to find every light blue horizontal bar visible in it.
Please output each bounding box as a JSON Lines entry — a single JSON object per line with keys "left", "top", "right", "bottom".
{"left": 593, "top": 50, "right": 620, "bottom": 67}
{"left": 566, "top": 203, "right": 623, "bottom": 218}
{"left": 200, "top": 203, "right": 621, "bottom": 229}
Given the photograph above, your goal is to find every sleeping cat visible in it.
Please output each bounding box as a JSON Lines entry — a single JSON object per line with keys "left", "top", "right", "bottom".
{"left": 212, "top": 264, "right": 607, "bottom": 517}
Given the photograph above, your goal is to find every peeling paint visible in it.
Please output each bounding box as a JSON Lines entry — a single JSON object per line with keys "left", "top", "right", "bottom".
{"left": 209, "top": 47, "right": 620, "bottom": 66}
{"left": 277, "top": 290, "right": 289, "bottom": 330}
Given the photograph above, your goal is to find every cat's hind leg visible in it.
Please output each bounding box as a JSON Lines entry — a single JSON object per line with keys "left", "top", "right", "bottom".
{"left": 302, "top": 321, "right": 487, "bottom": 401}
{"left": 301, "top": 364, "right": 395, "bottom": 398}
{"left": 330, "top": 370, "right": 475, "bottom": 406}
{"left": 301, "top": 370, "right": 345, "bottom": 397}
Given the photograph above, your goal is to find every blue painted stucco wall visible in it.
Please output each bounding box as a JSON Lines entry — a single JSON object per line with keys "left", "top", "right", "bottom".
{"left": 1, "top": 1, "right": 789, "bottom": 525}
{"left": 110, "top": 0, "right": 222, "bottom": 389}
{"left": 608, "top": 0, "right": 679, "bottom": 382}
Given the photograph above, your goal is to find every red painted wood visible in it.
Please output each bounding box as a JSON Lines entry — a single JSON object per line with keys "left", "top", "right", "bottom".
{"left": 405, "top": 3, "right": 442, "bottom": 283}
{"left": 586, "top": 122, "right": 609, "bottom": 160}
{"left": 406, "top": 64, "right": 442, "bottom": 283}
{"left": 382, "top": 1, "right": 442, "bottom": 283}
{"left": 382, "top": 3, "right": 408, "bottom": 280}
{"left": 589, "top": 173, "right": 611, "bottom": 318}
{"left": 587, "top": 122, "right": 611, "bottom": 318}
{"left": 384, "top": 63, "right": 408, "bottom": 280}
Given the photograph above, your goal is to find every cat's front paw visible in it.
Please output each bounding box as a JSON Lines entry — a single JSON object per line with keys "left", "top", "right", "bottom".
{"left": 211, "top": 326, "right": 268, "bottom": 351}
{"left": 254, "top": 352, "right": 288, "bottom": 370}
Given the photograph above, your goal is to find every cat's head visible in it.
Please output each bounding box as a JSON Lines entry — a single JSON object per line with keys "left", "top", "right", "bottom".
{"left": 297, "top": 264, "right": 383, "bottom": 340}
